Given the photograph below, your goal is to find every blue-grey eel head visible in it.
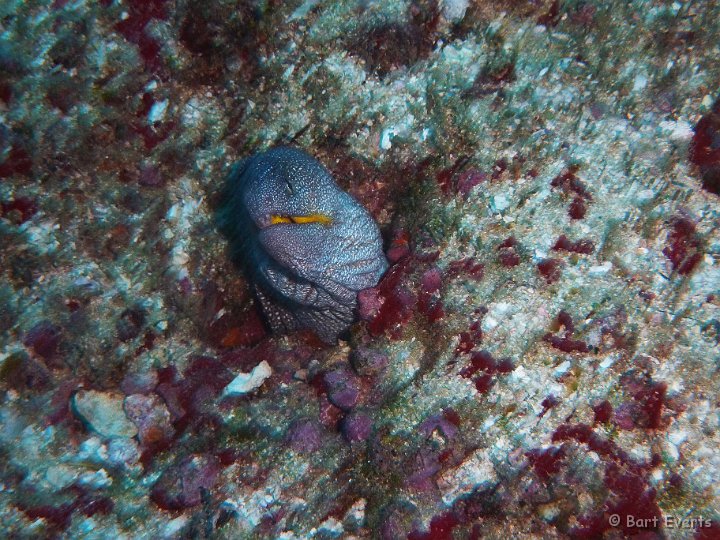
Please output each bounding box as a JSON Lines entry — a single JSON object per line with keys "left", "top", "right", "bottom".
{"left": 221, "top": 146, "right": 388, "bottom": 342}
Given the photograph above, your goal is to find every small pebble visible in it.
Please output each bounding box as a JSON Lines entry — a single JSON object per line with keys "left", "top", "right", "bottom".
{"left": 72, "top": 390, "right": 138, "bottom": 439}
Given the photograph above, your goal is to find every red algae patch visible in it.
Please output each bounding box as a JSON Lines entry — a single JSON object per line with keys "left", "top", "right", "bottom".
{"left": 663, "top": 216, "right": 704, "bottom": 275}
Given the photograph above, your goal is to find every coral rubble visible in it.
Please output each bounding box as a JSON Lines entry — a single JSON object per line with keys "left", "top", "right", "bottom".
{"left": 0, "top": 0, "right": 719, "bottom": 538}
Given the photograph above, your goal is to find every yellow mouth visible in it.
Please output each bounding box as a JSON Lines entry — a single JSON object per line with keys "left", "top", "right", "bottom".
{"left": 269, "top": 213, "right": 333, "bottom": 226}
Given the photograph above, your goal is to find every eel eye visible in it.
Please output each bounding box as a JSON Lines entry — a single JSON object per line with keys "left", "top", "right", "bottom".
{"left": 269, "top": 213, "right": 333, "bottom": 226}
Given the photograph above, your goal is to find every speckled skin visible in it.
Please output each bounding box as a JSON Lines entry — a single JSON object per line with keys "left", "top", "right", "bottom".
{"left": 219, "top": 147, "right": 388, "bottom": 343}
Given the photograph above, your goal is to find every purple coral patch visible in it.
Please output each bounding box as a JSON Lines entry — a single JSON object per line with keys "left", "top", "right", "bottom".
{"left": 287, "top": 419, "right": 323, "bottom": 453}
{"left": 341, "top": 411, "right": 373, "bottom": 443}
{"left": 151, "top": 453, "right": 220, "bottom": 510}
{"left": 23, "top": 321, "right": 62, "bottom": 363}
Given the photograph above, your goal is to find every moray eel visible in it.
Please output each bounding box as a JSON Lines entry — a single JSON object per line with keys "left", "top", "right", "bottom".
{"left": 218, "top": 146, "right": 388, "bottom": 343}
